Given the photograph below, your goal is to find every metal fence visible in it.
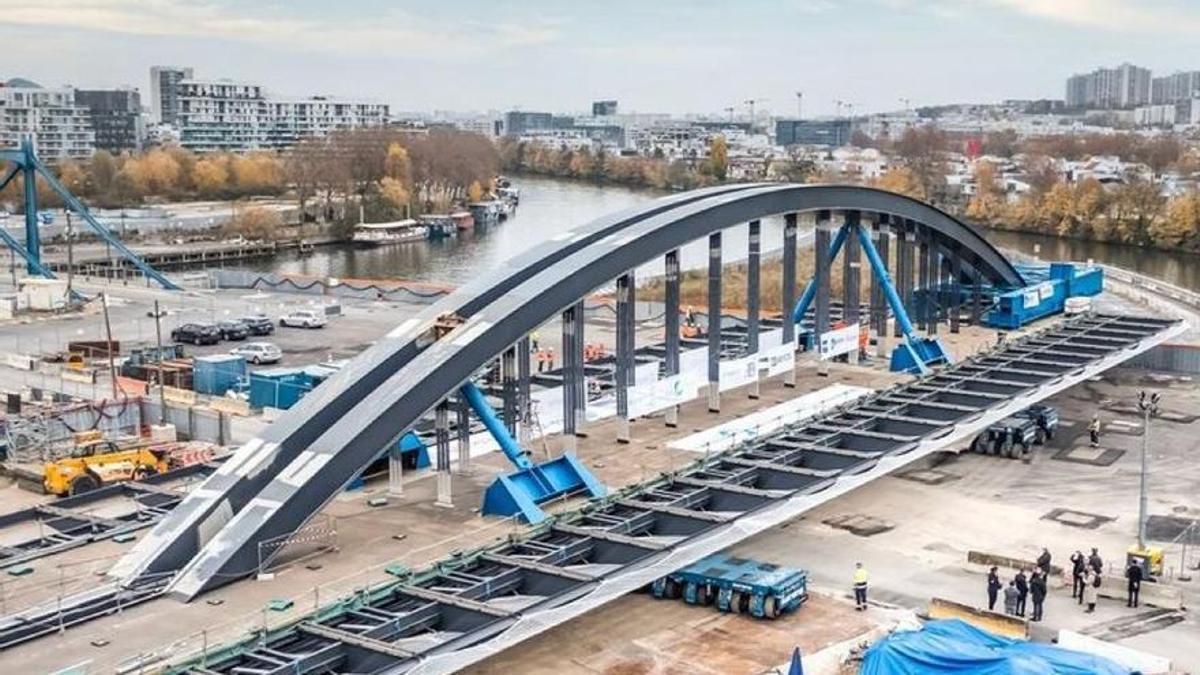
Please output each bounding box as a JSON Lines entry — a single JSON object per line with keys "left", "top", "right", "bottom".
{"left": 1124, "top": 343, "right": 1200, "bottom": 374}
{"left": 143, "top": 400, "right": 231, "bottom": 445}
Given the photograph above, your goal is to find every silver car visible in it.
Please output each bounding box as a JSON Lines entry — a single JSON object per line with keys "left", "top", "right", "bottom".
{"left": 230, "top": 341, "right": 283, "bottom": 364}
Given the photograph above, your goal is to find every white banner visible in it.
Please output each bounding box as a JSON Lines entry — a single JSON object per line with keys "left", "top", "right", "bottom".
{"left": 680, "top": 345, "right": 708, "bottom": 374}
{"left": 818, "top": 325, "right": 859, "bottom": 359}
{"left": 627, "top": 372, "right": 705, "bottom": 419}
{"left": 757, "top": 341, "right": 796, "bottom": 377}
{"left": 719, "top": 355, "right": 759, "bottom": 392}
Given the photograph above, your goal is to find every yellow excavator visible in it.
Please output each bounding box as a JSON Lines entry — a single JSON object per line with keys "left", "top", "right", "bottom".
{"left": 43, "top": 439, "right": 169, "bottom": 497}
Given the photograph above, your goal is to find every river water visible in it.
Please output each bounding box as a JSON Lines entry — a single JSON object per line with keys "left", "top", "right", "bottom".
{"left": 253, "top": 177, "right": 1200, "bottom": 291}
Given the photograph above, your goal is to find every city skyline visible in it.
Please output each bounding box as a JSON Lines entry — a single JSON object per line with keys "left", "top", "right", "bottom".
{"left": 3, "top": 0, "right": 1200, "bottom": 117}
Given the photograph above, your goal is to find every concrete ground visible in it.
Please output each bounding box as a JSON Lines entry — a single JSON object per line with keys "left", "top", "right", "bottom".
{"left": 0, "top": 359, "right": 902, "bottom": 673}
{"left": 0, "top": 281, "right": 1193, "bottom": 672}
{"left": 474, "top": 365, "right": 1200, "bottom": 673}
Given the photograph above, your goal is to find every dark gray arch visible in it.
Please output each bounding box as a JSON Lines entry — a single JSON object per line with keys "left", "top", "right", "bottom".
{"left": 141, "top": 184, "right": 1025, "bottom": 597}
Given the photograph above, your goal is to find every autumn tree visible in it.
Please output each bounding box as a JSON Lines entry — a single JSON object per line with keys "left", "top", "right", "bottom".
{"left": 707, "top": 135, "right": 728, "bottom": 181}
{"left": 1154, "top": 190, "right": 1200, "bottom": 247}
{"left": 192, "top": 156, "right": 230, "bottom": 197}
{"left": 875, "top": 166, "right": 925, "bottom": 200}
{"left": 892, "top": 124, "right": 947, "bottom": 199}
{"left": 222, "top": 206, "right": 281, "bottom": 241}
{"left": 966, "top": 161, "right": 1005, "bottom": 224}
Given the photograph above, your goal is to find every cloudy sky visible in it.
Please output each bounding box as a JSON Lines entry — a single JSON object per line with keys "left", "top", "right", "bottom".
{"left": 3, "top": 0, "right": 1200, "bottom": 116}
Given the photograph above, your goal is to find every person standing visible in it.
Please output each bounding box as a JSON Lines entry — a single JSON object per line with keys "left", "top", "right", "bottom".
{"left": 1083, "top": 568, "right": 1100, "bottom": 613}
{"left": 1014, "top": 569, "right": 1028, "bottom": 617}
{"left": 1030, "top": 570, "right": 1047, "bottom": 622}
{"left": 853, "top": 562, "right": 869, "bottom": 611}
{"left": 1089, "top": 414, "right": 1102, "bottom": 447}
{"left": 987, "top": 566, "right": 1002, "bottom": 611}
{"left": 1071, "top": 551, "right": 1086, "bottom": 603}
{"left": 1089, "top": 547, "right": 1104, "bottom": 574}
{"left": 1126, "top": 558, "right": 1144, "bottom": 608}
{"left": 1037, "top": 547, "right": 1052, "bottom": 576}
{"left": 1004, "top": 581, "right": 1019, "bottom": 616}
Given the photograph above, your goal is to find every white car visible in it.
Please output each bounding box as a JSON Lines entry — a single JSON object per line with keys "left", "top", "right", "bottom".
{"left": 279, "top": 309, "right": 327, "bottom": 329}
{"left": 230, "top": 342, "right": 283, "bottom": 364}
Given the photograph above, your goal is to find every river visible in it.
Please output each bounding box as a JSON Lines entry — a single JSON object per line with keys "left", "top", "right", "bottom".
{"left": 251, "top": 177, "right": 1200, "bottom": 291}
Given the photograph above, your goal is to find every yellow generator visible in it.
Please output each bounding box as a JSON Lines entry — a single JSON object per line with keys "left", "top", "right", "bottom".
{"left": 43, "top": 440, "right": 169, "bottom": 497}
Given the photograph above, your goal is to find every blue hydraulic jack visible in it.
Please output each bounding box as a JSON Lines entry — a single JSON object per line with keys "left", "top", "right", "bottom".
{"left": 792, "top": 219, "right": 951, "bottom": 375}
{"left": 460, "top": 381, "right": 606, "bottom": 523}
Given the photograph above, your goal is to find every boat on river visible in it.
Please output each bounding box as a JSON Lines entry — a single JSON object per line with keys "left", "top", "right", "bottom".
{"left": 351, "top": 219, "right": 428, "bottom": 247}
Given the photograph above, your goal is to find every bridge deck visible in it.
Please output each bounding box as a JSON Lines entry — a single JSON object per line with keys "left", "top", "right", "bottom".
{"left": 181, "top": 313, "right": 1182, "bottom": 675}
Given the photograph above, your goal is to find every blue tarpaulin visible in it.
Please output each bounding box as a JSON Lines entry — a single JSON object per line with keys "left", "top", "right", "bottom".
{"left": 861, "top": 619, "right": 1131, "bottom": 675}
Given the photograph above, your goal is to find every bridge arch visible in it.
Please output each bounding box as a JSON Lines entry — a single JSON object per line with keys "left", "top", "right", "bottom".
{"left": 122, "top": 184, "right": 1025, "bottom": 598}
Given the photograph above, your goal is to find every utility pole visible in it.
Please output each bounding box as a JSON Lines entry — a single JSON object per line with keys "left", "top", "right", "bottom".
{"left": 1136, "top": 390, "right": 1160, "bottom": 550}
{"left": 154, "top": 300, "right": 167, "bottom": 424}
{"left": 65, "top": 209, "right": 74, "bottom": 300}
{"left": 101, "top": 292, "right": 119, "bottom": 399}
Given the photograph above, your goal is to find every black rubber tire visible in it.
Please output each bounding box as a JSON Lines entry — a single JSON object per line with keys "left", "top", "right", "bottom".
{"left": 970, "top": 436, "right": 986, "bottom": 453}
{"left": 765, "top": 595, "right": 779, "bottom": 619}
{"left": 1034, "top": 428, "right": 1046, "bottom": 445}
{"left": 68, "top": 473, "right": 100, "bottom": 496}
{"left": 664, "top": 578, "right": 681, "bottom": 600}
{"left": 697, "top": 585, "right": 712, "bottom": 606}
{"left": 133, "top": 465, "right": 159, "bottom": 482}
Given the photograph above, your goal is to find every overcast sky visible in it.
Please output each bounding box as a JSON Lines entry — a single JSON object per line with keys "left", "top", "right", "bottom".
{"left": 3, "top": 0, "right": 1200, "bottom": 117}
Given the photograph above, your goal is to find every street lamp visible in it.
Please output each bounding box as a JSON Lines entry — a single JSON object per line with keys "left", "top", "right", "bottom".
{"left": 1136, "top": 390, "right": 1160, "bottom": 549}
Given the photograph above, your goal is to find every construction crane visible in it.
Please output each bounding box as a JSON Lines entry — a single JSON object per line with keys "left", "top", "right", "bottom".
{"left": 795, "top": 91, "right": 803, "bottom": 118}
{"left": 744, "top": 98, "right": 767, "bottom": 133}
{"left": 724, "top": 106, "right": 735, "bottom": 123}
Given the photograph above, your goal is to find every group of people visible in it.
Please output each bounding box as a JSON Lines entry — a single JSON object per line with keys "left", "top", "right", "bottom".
{"left": 985, "top": 546, "right": 1147, "bottom": 620}
{"left": 988, "top": 547, "right": 1053, "bottom": 621}
{"left": 1069, "top": 548, "right": 1106, "bottom": 613}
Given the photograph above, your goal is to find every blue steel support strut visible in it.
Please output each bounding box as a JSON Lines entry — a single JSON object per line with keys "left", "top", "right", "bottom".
{"left": 23, "top": 161, "right": 39, "bottom": 275}
{"left": 854, "top": 223, "right": 952, "bottom": 374}
{"left": 792, "top": 223, "right": 851, "bottom": 324}
{"left": 29, "top": 150, "right": 180, "bottom": 290}
{"left": 460, "top": 381, "right": 533, "bottom": 471}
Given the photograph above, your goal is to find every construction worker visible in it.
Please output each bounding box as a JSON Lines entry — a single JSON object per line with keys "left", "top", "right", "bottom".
{"left": 1070, "top": 550, "right": 1086, "bottom": 602}
{"left": 1089, "top": 414, "right": 1102, "bottom": 447}
{"left": 545, "top": 347, "right": 555, "bottom": 371}
{"left": 852, "top": 562, "right": 869, "bottom": 611}
{"left": 530, "top": 331, "right": 541, "bottom": 352}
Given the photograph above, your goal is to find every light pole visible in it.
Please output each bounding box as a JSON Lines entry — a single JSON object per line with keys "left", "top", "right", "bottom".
{"left": 1136, "top": 390, "right": 1160, "bottom": 550}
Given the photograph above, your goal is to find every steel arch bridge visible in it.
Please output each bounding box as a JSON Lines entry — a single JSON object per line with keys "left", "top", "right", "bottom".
{"left": 111, "top": 182, "right": 1029, "bottom": 601}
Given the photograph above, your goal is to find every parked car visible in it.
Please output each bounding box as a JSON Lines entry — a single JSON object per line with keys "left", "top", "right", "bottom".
{"left": 279, "top": 309, "right": 327, "bottom": 329}
{"left": 239, "top": 314, "right": 275, "bottom": 336}
{"left": 217, "top": 320, "right": 249, "bottom": 341}
{"left": 230, "top": 341, "right": 283, "bottom": 364}
{"left": 170, "top": 323, "right": 220, "bottom": 345}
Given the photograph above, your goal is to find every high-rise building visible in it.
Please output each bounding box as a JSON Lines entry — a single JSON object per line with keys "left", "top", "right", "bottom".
{"left": 149, "top": 65, "right": 193, "bottom": 125}
{"left": 592, "top": 100, "right": 618, "bottom": 116}
{"left": 175, "top": 78, "right": 389, "bottom": 152}
{"left": 503, "top": 111, "right": 554, "bottom": 136}
{"left": 775, "top": 118, "right": 851, "bottom": 147}
{"left": 1064, "top": 63, "right": 1151, "bottom": 109}
{"left": 1152, "top": 71, "right": 1200, "bottom": 104}
{"left": 0, "top": 78, "right": 94, "bottom": 161}
{"left": 74, "top": 88, "right": 143, "bottom": 152}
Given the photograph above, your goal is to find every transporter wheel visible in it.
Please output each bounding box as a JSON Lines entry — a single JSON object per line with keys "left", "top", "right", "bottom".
{"left": 697, "top": 585, "right": 713, "bottom": 606}
{"left": 730, "top": 591, "right": 745, "bottom": 614}
{"left": 765, "top": 595, "right": 779, "bottom": 619}
{"left": 664, "top": 577, "right": 682, "bottom": 600}
{"left": 68, "top": 473, "right": 100, "bottom": 496}
{"left": 970, "top": 435, "right": 987, "bottom": 454}
{"left": 1034, "top": 427, "right": 1047, "bottom": 445}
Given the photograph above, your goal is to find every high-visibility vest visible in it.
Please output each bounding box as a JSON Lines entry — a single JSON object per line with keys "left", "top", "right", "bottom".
{"left": 853, "top": 568, "right": 869, "bottom": 586}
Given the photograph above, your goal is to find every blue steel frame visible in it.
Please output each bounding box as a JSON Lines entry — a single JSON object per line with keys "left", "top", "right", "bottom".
{"left": 0, "top": 139, "right": 180, "bottom": 290}
{"left": 792, "top": 217, "right": 951, "bottom": 374}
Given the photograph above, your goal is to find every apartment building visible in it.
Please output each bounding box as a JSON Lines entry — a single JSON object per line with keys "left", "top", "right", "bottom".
{"left": 74, "top": 88, "right": 143, "bottom": 152}
{"left": 0, "top": 78, "right": 94, "bottom": 161}
{"left": 172, "top": 77, "right": 390, "bottom": 152}
{"left": 1065, "top": 63, "right": 1152, "bottom": 109}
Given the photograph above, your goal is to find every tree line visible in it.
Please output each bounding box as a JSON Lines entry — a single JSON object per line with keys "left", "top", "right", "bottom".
{"left": 1, "top": 129, "right": 499, "bottom": 240}
{"left": 496, "top": 136, "right": 729, "bottom": 190}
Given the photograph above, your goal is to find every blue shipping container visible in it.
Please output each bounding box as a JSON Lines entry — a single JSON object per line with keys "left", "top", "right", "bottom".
{"left": 193, "top": 354, "right": 247, "bottom": 395}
